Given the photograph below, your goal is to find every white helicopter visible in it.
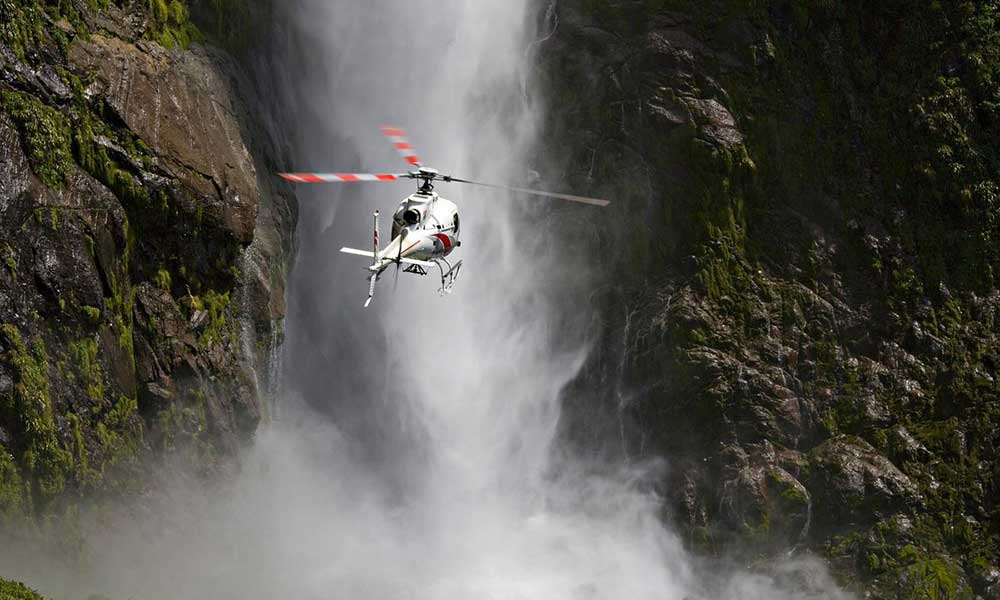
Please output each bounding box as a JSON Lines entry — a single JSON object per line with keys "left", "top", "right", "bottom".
{"left": 280, "top": 126, "right": 609, "bottom": 307}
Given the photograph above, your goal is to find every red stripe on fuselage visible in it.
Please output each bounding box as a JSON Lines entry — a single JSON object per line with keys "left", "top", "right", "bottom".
{"left": 432, "top": 233, "right": 452, "bottom": 250}
{"left": 336, "top": 174, "right": 360, "bottom": 181}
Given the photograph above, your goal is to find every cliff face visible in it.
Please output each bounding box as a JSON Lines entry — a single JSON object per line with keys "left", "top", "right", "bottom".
{"left": 0, "top": 0, "right": 294, "bottom": 519}
{"left": 541, "top": 2, "right": 999, "bottom": 598}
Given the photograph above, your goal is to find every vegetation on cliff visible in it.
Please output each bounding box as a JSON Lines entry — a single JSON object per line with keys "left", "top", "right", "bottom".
{"left": 543, "top": 1, "right": 1000, "bottom": 597}
{"left": 0, "top": 578, "right": 46, "bottom": 600}
{"left": 0, "top": 0, "right": 292, "bottom": 528}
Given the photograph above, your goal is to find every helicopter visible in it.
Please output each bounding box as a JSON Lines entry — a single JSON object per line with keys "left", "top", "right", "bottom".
{"left": 279, "top": 126, "right": 609, "bottom": 307}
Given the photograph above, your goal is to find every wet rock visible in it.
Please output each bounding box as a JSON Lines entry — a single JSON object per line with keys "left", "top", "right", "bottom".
{"left": 69, "top": 34, "right": 258, "bottom": 243}
{"left": 720, "top": 463, "right": 811, "bottom": 548}
{"left": 686, "top": 98, "right": 744, "bottom": 147}
{"left": 0, "top": 2, "right": 295, "bottom": 514}
{"left": 807, "top": 436, "right": 919, "bottom": 533}
{"left": 885, "top": 425, "right": 931, "bottom": 463}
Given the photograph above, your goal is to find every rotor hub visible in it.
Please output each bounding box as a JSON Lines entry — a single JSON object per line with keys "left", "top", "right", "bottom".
{"left": 415, "top": 167, "right": 440, "bottom": 193}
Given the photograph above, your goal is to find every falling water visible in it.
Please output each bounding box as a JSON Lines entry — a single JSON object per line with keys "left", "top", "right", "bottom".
{"left": 275, "top": 0, "right": 699, "bottom": 597}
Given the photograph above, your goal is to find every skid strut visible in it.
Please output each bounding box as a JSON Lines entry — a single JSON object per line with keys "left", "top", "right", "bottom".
{"left": 434, "top": 258, "right": 462, "bottom": 295}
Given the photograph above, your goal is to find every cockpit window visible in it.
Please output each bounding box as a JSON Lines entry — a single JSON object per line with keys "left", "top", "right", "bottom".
{"left": 453, "top": 213, "right": 460, "bottom": 235}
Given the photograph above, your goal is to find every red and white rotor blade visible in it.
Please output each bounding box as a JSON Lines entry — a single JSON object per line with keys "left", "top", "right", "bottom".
{"left": 447, "top": 177, "right": 610, "bottom": 207}
{"left": 380, "top": 126, "right": 422, "bottom": 167}
{"left": 279, "top": 173, "right": 407, "bottom": 183}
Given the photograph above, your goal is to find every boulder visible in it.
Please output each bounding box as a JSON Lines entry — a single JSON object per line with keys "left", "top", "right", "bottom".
{"left": 807, "top": 435, "right": 920, "bottom": 534}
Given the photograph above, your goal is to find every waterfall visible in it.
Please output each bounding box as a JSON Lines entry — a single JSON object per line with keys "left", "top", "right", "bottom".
{"left": 271, "top": 1, "right": 700, "bottom": 597}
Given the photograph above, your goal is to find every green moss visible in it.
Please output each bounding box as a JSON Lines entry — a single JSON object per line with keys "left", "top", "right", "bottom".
{"left": 95, "top": 395, "right": 139, "bottom": 465}
{"left": 0, "top": 444, "right": 24, "bottom": 517}
{"left": 0, "top": 325, "right": 72, "bottom": 508}
{"left": 66, "top": 412, "right": 98, "bottom": 488}
{"left": 0, "top": 0, "right": 44, "bottom": 60}
{"left": 147, "top": 0, "right": 202, "bottom": 50}
{"left": 69, "top": 337, "right": 103, "bottom": 403}
{"left": 81, "top": 305, "right": 101, "bottom": 324}
{"left": 4, "top": 245, "right": 16, "bottom": 277}
{"left": 191, "top": 289, "right": 231, "bottom": 347}
{"left": 896, "top": 551, "right": 973, "bottom": 600}
{"left": 114, "top": 314, "right": 134, "bottom": 369}
{"left": 103, "top": 270, "right": 136, "bottom": 373}
{"left": 153, "top": 267, "right": 172, "bottom": 292}
{"left": 71, "top": 83, "right": 154, "bottom": 212}
{"left": 1, "top": 90, "right": 74, "bottom": 189}
{"left": 0, "top": 578, "right": 45, "bottom": 600}
{"left": 779, "top": 483, "right": 808, "bottom": 506}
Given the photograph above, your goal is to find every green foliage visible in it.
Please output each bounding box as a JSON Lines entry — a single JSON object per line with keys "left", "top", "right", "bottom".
{"left": 3, "top": 245, "right": 16, "bottom": 277}
{"left": 0, "top": 325, "right": 72, "bottom": 508}
{"left": 0, "top": 0, "right": 44, "bottom": 60}
{"left": 896, "top": 548, "right": 973, "bottom": 600}
{"left": 0, "top": 578, "right": 45, "bottom": 600}
{"left": 81, "top": 305, "right": 102, "bottom": 324}
{"left": 72, "top": 92, "right": 151, "bottom": 210}
{"left": 68, "top": 337, "right": 103, "bottom": 403}
{"left": 190, "top": 289, "right": 231, "bottom": 347}
{"left": 67, "top": 412, "right": 96, "bottom": 487}
{"left": 147, "top": 0, "right": 202, "bottom": 49}
{"left": 95, "top": 395, "right": 139, "bottom": 469}
{"left": 154, "top": 267, "right": 172, "bottom": 292}
{"left": 1, "top": 90, "right": 74, "bottom": 189}
{"left": 0, "top": 445, "right": 24, "bottom": 517}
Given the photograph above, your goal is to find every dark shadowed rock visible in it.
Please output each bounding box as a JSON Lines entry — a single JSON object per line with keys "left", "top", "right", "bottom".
{"left": 807, "top": 436, "right": 919, "bottom": 534}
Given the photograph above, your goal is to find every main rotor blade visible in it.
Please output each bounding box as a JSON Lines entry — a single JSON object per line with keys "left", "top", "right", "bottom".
{"left": 380, "top": 126, "right": 422, "bottom": 167}
{"left": 279, "top": 173, "right": 410, "bottom": 183}
{"left": 445, "top": 177, "right": 610, "bottom": 207}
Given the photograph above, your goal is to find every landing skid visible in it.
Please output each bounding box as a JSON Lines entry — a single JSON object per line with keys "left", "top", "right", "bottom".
{"left": 402, "top": 259, "right": 461, "bottom": 295}
{"left": 434, "top": 257, "right": 462, "bottom": 295}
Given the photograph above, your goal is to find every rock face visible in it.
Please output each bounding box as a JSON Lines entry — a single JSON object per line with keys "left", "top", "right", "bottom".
{"left": 0, "top": 0, "right": 294, "bottom": 517}
{"left": 542, "top": 2, "right": 999, "bottom": 597}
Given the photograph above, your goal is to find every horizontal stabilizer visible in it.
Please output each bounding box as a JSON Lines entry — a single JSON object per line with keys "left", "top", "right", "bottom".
{"left": 340, "top": 247, "right": 376, "bottom": 259}
{"left": 339, "top": 247, "right": 435, "bottom": 269}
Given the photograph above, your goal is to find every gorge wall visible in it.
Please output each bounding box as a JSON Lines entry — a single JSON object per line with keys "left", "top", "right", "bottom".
{"left": 0, "top": 0, "right": 294, "bottom": 522}
{"left": 541, "top": 2, "right": 999, "bottom": 598}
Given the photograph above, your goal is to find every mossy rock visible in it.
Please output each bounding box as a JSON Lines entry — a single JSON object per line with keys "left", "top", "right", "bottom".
{"left": 1, "top": 90, "right": 74, "bottom": 190}
{"left": 887, "top": 550, "right": 975, "bottom": 600}
{"left": 0, "top": 578, "right": 45, "bottom": 600}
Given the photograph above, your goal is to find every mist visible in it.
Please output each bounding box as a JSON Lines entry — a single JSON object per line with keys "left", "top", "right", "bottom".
{"left": 1, "top": 2, "right": 853, "bottom": 599}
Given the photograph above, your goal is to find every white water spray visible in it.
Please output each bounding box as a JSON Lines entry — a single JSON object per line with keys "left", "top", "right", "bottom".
{"left": 275, "top": 1, "right": 699, "bottom": 597}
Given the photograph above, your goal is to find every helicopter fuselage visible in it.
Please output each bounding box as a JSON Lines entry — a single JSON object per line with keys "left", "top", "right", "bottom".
{"left": 282, "top": 125, "right": 607, "bottom": 307}
{"left": 377, "top": 190, "right": 460, "bottom": 267}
